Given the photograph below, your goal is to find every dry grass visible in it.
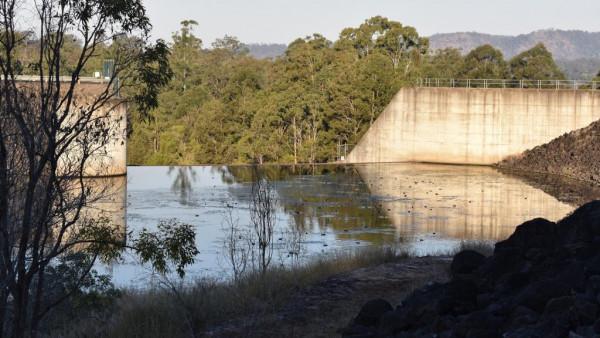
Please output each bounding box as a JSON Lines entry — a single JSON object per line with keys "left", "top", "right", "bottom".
{"left": 61, "top": 246, "right": 409, "bottom": 338}
{"left": 456, "top": 240, "right": 496, "bottom": 257}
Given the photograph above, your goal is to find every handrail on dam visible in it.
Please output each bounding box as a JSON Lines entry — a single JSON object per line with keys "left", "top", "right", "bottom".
{"left": 11, "top": 75, "right": 112, "bottom": 83}
{"left": 417, "top": 78, "right": 599, "bottom": 90}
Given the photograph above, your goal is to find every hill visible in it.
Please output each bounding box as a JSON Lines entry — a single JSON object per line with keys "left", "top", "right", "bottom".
{"left": 243, "top": 30, "right": 600, "bottom": 78}
{"left": 245, "top": 43, "right": 287, "bottom": 59}
{"left": 429, "top": 29, "right": 600, "bottom": 60}
{"left": 430, "top": 30, "right": 600, "bottom": 79}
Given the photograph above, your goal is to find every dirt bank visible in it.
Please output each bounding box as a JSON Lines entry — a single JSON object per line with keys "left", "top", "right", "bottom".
{"left": 497, "top": 119, "right": 600, "bottom": 186}
{"left": 205, "top": 257, "right": 451, "bottom": 337}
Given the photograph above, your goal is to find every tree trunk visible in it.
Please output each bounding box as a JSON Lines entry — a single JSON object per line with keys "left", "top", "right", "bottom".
{"left": 293, "top": 116, "right": 297, "bottom": 165}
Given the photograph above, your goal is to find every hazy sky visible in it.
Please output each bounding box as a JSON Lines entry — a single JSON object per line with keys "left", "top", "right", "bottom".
{"left": 144, "top": 0, "right": 600, "bottom": 45}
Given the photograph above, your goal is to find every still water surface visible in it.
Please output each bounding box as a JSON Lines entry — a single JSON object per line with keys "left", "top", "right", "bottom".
{"left": 98, "top": 163, "right": 599, "bottom": 286}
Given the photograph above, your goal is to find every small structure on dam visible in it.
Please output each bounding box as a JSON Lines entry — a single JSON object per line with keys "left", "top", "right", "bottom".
{"left": 345, "top": 79, "right": 600, "bottom": 165}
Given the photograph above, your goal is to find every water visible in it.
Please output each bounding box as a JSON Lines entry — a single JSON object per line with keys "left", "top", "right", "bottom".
{"left": 96, "top": 163, "right": 600, "bottom": 286}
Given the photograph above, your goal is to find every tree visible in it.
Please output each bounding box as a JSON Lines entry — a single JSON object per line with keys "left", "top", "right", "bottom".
{"left": 212, "top": 35, "right": 249, "bottom": 56}
{"left": 171, "top": 20, "right": 202, "bottom": 92}
{"left": 250, "top": 170, "right": 276, "bottom": 275}
{"left": 127, "top": 15, "right": 431, "bottom": 166}
{"left": 337, "top": 16, "right": 427, "bottom": 71}
{"left": 421, "top": 48, "right": 464, "bottom": 79}
{"left": 0, "top": 1, "right": 195, "bottom": 337}
{"left": 509, "top": 43, "right": 566, "bottom": 81}
{"left": 458, "top": 44, "right": 509, "bottom": 79}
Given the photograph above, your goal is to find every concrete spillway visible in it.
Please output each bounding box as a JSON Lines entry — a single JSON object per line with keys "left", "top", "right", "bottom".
{"left": 346, "top": 87, "right": 600, "bottom": 165}
{"left": 15, "top": 78, "right": 127, "bottom": 177}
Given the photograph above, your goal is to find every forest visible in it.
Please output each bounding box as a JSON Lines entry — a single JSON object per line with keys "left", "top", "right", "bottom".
{"left": 129, "top": 17, "right": 582, "bottom": 165}
{"left": 12, "top": 16, "right": 589, "bottom": 165}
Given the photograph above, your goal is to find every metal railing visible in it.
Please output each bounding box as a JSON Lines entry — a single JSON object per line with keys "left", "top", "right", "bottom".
{"left": 11, "top": 75, "right": 111, "bottom": 83}
{"left": 417, "top": 78, "right": 599, "bottom": 90}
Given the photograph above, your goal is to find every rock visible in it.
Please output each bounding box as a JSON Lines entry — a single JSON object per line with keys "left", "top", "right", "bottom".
{"left": 453, "top": 310, "right": 503, "bottom": 337}
{"left": 339, "top": 323, "right": 376, "bottom": 338}
{"left": 450, "top": 250, "right": 486, "bottom": 276}
{"left": 516, "top": 279, "right": 570, "bottom": 312}
{"left": 505, "top": 306, "right": 540, "bottom": 331}
{"left": 353, "top": 298, "right": 392, "bottom": 327}
{"left": 495, "top": 218, "right": 558, "bottom": 253}
{"left": 346, "top": 201, "right": 600, "bottom": 337}
{"left": 593, "top": 318, "right": 600, "bottom": 333}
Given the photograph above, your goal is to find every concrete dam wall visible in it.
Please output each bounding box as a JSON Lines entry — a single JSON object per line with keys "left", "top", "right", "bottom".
{"left": 346, "top": 87, "right": 600, "bottom": 165}
{"left": 16, "top": 78, "right": 127, "bottom": 177}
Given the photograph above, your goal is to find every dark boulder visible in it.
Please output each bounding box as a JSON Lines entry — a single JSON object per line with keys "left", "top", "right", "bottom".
{"left": 353, "top": 298, "right": 392, "bottom": 327}
{"left": 515, "top": 279, "right": 571, "bottom": 312}
{"left": 495, "top": 218, "right": 558, "bottom": 253}
{"left": 451, "top": 250, "right": 486, "bottom": 276}
{"left": 342, "top": 201, "right": 600, "bottom": 337}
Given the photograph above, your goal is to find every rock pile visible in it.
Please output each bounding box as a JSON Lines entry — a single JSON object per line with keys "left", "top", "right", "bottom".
{"left": 342, "top": 201, "right": 600, "bottom": 337}
{"left": 498, "top": 119, "right": 600, "bottom": 186}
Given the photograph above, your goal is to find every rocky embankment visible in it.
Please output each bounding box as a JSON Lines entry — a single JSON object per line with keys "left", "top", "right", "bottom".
{"left": 343, "top": 201, "right": 600, "bottom": 337}
{"left": 498, "top": 119, "right": 600, "bottom": 186}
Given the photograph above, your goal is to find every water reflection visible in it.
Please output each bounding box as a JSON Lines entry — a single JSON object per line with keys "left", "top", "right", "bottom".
{"left": 355, "top": 164, "right": 583, "bottom": 241}
{"left": 84, "top": 176, "right": 127, "bottom": 233}
{"left": 116, "top": 164, "right": 599, "bottom": 285}
{"left": 168, "top": 166, "right": 197, "bottom": 205}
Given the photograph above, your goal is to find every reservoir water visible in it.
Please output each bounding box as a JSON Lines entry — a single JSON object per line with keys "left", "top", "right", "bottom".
{"left": 97, "top": 163, "right": 600, "bottom": 286}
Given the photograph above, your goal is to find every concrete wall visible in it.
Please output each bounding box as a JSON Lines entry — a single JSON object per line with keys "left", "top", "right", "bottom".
{"left": 82, "top": 102, "right": 127, "bottom": 177}
{"left": 16, "top": 79, "right": 127, "bottom": 177}
{"left": 346, "top": 87, "right": 600, "bottom": 165}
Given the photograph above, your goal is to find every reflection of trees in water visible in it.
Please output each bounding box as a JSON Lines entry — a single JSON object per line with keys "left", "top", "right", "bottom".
{"left": 219, "top": 165, "right": 392, "bottom": 233}
{"left": 168, "top": 167, "right": 197, "bottom": 205}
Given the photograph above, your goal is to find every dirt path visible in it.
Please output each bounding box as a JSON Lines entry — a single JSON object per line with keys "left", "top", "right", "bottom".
{"left": 206, "top": 257, "right": 451, "bottom": 337}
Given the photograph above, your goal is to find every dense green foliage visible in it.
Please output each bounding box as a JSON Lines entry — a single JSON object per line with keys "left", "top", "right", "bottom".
{"left": 458, "top": 44, "right": 509, "bottom": 79}
{"left": 509, "top": 44, "right": 566, "bottom": 80}
{"left": 125, "top": 18, "right": 572, "bottom": 165}
{"left": 128, "top": 17, "right": 564, "bottom": 165}
{"left": 128, "top": 17, "right": 428, "bottom": 165}
{"left": 9, "top": 17, "right": 574, "bottom": 166}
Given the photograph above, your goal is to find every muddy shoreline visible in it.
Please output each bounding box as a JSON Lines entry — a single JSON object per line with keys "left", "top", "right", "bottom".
{"left": 205, "top": 257, "right": 451, "bottom": 337}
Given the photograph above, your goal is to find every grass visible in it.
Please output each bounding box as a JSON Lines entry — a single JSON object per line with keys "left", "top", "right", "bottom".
{"left": 60, "top": 246, "right": 410, "bottom": 338}
{"left": 456, "top": 240, "right": 496, "bottom": 257}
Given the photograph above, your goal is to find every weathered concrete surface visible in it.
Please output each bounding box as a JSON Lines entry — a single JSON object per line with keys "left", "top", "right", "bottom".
{"left": 17, "top": 78, "right": 127, "bottom": 177}
{"left": 81, "top": 102, "right": 127, "bottom": 177}
{"left": 346, "top": 87, "right": 600, "bottom": 165}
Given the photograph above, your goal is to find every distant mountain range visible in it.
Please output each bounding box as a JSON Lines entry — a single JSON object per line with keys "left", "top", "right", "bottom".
{"left": 430, "top": 30, "right": 600, "bottom": 79}
{"left": 245, "top": 43, "right": 287, "bottom": 59}
{"left": 246, "top": 30, "right": 600, "bottom": 79}
{"left": 429, "top": 29, "right": 600, "bottom": 60}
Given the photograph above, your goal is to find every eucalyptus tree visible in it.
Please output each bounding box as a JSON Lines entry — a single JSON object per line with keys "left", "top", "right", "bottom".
{"left": 337, "top": 16, "right": 428, "bottom": 71}
{"left": 458, "top": 44, "right": 510, "bottom": 80}
{"left": 509, "top": 43, "right": 566, "bottom": 81}
{"left": 421, "top": 48, "right": 464, "bottom": 79}
{"left": 0, "top": 1, "right": 194, "bottom": 337}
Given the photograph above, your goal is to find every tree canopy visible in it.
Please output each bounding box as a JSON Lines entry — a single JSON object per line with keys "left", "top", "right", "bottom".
{"left": 126, "top": 18, "right": 570, "bottom": 166}
{"left": 458, "top": 44, "right": 509, "bottom": 79}
{"left": 509, "top": 43, "right": 566, "bottom": 80}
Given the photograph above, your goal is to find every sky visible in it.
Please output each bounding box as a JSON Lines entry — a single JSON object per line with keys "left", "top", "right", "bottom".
{"left": 144, "top": 0, "right": 600, "bottom": 45}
